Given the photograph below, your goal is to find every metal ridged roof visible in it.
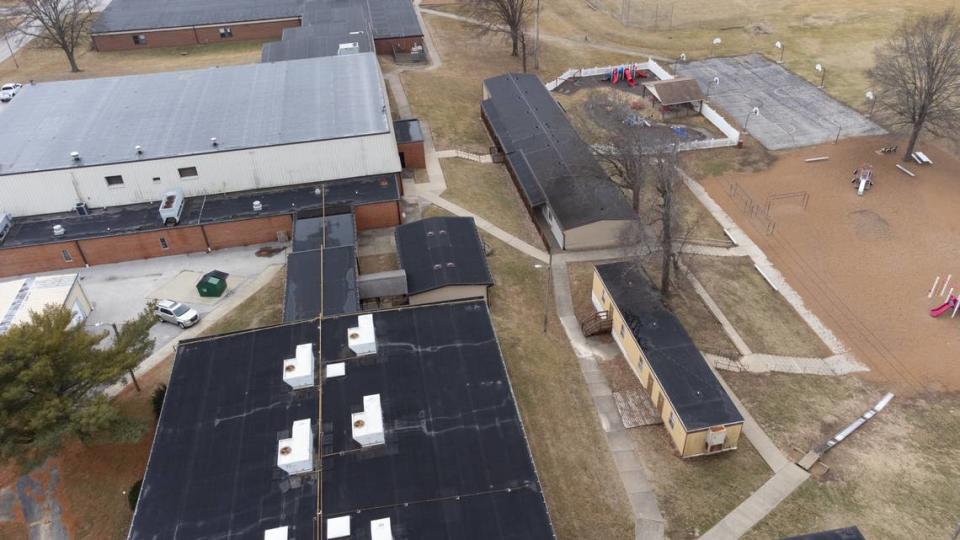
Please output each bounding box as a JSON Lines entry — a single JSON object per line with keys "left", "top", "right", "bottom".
{"left": 0, "top": 54, "right": 389, "bottom": 176}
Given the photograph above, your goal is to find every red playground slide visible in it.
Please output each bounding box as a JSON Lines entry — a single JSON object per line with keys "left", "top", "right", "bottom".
{"left": 931, "top": 295, "right": 958, "bottom": 317}
{"left": 611, "top": 69, "right": 619, "bottom": 85}
{"left": 624, "top": 67, "right": 636, "bottom": 87}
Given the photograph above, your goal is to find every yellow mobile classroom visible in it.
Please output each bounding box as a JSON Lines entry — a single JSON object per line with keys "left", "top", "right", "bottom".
{"left": 592, "top": 261, "right": 743, "bottom": 458}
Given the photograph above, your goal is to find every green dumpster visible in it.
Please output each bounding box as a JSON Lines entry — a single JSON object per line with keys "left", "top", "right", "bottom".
{"left": 197, "top": 270, "right": 229, "bottom": 297}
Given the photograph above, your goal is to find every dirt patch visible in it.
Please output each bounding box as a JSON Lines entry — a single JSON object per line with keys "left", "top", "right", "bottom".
{"left": 358, "top": 253, "right": 399, "bottom": 274}
{"left": 702, "top": 135, "right": 960, "bottom": 392}
{"left": 847, "top": 209, "right": 891, "bottom": 241}
{"left": 199, "top": 269, "right": 285, "bottom": 336}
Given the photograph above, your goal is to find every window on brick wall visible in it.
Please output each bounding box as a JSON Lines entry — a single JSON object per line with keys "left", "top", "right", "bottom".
{"left": 178, "top": 167, "right": 198, "bottom": 178}
{"left": 62, "top": 249, "right": 73, "bottom": 262}
{"left": 159, "top": 237, "right": 169, "bottom": 250}
{"left": 132, "top": 34, "right": 147, "bottom": 45}
{"left": 219, "top": 27, "right": 233, "bottom": 38}
{"left": 105, "top": 175, "right": 124, "bottom": 187}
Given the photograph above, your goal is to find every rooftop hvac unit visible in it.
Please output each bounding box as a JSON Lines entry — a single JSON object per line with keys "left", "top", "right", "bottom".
{"left": 70, "top": 151, "right": 80, "bottom": 161}
{"left": 159, "top": 187, "right": 185, "bottom": 226}
{"left": 253, "top": 200, "right": 263, "bottom": 212}
{"left": 325, "top": 362, "right": 346, "bottom": 379}
{"left": 52, "top": 224, "right": 65, "bottom": 237}
{"left": 74, "top": 202, "right": 89, "bottom": 216}
{"left": 347, "top": 314, "right": 376, "bottom": 356}
{"left": 263, "top": 526, "right": 288, "bottom": 540}
{"left": 338, "top": 42, "right": 360, "bottom": 55}
{"left": 282, "top": 343, "right": 315, "bottom": 390}
{"left": 371, "top": 518, "right": 393, "bottom": 540}
{"left": 276, "top": 418, "right": 313, "bottom": 475}
{"left": 351, "top": 394, "right": 384, "bottom": 448}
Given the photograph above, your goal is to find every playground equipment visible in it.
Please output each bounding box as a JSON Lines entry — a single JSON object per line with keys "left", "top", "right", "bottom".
{"left": 877, "top": 145, "right": 898, "bottom": 154}
{"left": 609, "top": 64, "right": 648, "bottom": 87}
{"left": 928, "top": 274, "right": 960, "bottom": 319}
{"left": 851, "top": 164, "right": 874, "bottom": 196}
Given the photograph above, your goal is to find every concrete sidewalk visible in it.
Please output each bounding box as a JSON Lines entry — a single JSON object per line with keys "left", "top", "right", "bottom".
{"left": 699, "top": 463, "right": 809, "bottom": 540}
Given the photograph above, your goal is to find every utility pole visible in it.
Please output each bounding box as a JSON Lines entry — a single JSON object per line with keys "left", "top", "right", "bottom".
{"left": 534, "top": 0, "right": 541, "bottom": 70}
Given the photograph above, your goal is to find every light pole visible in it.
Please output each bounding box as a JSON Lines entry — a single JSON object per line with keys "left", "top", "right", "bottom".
{"left": 743, "top": 106, "right": 760, "bottom": 131}
{"left": 673, "top": 52, "right": 686, "bottom": 72}
{"left": 815, "top": 63, "right": 825, "bottom": 88}
{"left": 774, "top": 41, "right": 784, "bottom": 64}
{"left": 712, "top": 37, "right": 722, "bottom": 57}
{"left": 534, "top": 253, "right": 552, "bottom": 334}
{"left": 706, "top": 76, "right": 719, "bottom": 99}
{"left": 95, "top": 322, "right": 142, "bottom": 392}
{"left": 534, "top": 0, "right": 541, "bottom": 70}
{"left": 865, "top": 90, "right": 876, "bottom": 117}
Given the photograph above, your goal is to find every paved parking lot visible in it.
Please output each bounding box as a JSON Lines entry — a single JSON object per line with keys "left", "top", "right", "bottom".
{"left": 77, "top": 244, "right": 285, "bottom": 350}
{"left": 677, "top": 54, "right": 886, "bottom": 150}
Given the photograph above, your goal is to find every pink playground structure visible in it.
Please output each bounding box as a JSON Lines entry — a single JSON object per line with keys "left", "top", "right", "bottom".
{"left": 609, "top": 64, "right": 648, "bottom": 87}
{"left": 928, "top": 274, "right": 960, "bottom": 318}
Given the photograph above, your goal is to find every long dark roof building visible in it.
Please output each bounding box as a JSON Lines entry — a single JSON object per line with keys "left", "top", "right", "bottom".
{"left": 129, "top": 301, "right": 555, "bottom": 539}
{"left": 596, "top": 261, "right": 743, "bottom": 431}
{"left": 395, "top": 216, "right": 493, "bottom": 296}
{"left": 481, "top": 73, "right": 635, "bottom": 232}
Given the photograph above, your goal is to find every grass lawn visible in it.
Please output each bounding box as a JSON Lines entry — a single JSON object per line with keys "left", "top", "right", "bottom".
{"left": 468, "top": 223, "right": 633, "bottom": 539}
{"left": 439, "top": 158, "right": 544, "bottom": 249}
{"left": 0, "top": 34, "right": 265, "bottom": 83}
{"left": 687, "top": 255, "right": 831, "bottom": 358}
{"left": 727, "top": 372, "right": 960, "bottom": 539}
{"left": 403, "top": 14, "right": 634, "bottom": 151}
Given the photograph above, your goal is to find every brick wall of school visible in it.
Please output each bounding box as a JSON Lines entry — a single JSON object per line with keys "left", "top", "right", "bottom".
{"left": 397, "top": 141, "right": 426, "bottom": 169}
{"left": 355, "top": 201, "right": 401, "bottom": 230}
{"left": 0, "top": 203, "right": 398, "bottom": 277}
{"left": 203, "top": 214, "right": 293, "bottom": 250}
{"left": 78, "top": 227, "right": 210, "bottom": 265}
{"left": 0, "top": 241, "right": 86, "bottom": 278}
{"left": 92, "top": 19, "right": 300, "bottom": 51}
{"left": 374, "top": 36, "right": 424, "bottom": 55}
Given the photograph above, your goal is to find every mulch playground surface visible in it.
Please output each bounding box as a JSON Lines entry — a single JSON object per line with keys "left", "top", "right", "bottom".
{"left": 703, "top": 135, "right": 960, "bottom": 393}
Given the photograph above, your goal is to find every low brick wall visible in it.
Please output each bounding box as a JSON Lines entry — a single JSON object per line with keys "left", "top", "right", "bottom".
{"left": 79, "top": 226, "right": 209, "bottom": 265}
{"left": 0, "top": 241, "right": 86, "bottom": 278}
{"left": 374, "top": 36, "right": 425, "bottom": 55}
{"left": 204, "top": 214, "right": 293, "bottom": 250}
{"left": 355, "top": 201, "right": 401, "bottom": 230}
{"left": 398, "top": 141, "right": 426, "bottom": 169}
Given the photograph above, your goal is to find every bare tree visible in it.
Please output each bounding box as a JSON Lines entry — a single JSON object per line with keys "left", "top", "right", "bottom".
{"left": 590, "top": 92, "right": 646, "bottom": 211}
{"left": 465, "top": 0, "right": 532, "bottom": 61}
{"left": 650, "top": 146, "right": 681, "bottom": 296}
{"left": 12, "top": 0, "right": 97, "bottom": 73}
{"left": 868, "top": 9, "right": 960, "bottom": 160}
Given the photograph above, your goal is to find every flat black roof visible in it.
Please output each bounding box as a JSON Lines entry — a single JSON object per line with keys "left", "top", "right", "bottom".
{"left": 94, "top": 0, "right": 422, "bottom": 40}
{"left": 285, "top": 213, "right": 360, "bottom": 321}
{"left": 130, "top": 301, "right": 555, "bottom": 540}
{"left": 129, "top": 320, "right": 320, "bottom": 540}
{"left": 319, "top": 302, "right": 554, "bottom": 538}
{"left": 394, "top": 118, "right": 424, "bottom": 143}
{"left": 482, "top": 73, "right": 635, "bottom": 230}
{"left": 0, "top": 175, "right": 398, "bottom": 249}
{"left": 782, "top": 527, "right": 866, "bottom": 540}
{"left": 395, "top": 216, "right": 493, "bottom": 295}
{"left": 596, "top": 261, "right": 743, "bottom": 431}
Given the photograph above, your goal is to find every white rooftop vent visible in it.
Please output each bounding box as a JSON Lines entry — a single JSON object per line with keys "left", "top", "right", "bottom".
{"left": 370, "top": 518, "right": 393, "bottom": 540}
{"left": 52, "top": 224, "right": 65, "bottom": 236}
{"left": 351, "top": 394, "right": 384, "bottom": 448}
{"left": 338, "top": 42, "right": 360, "bottom": 55}
{"left": 253, "top": 200, "right": 263, "bottom": 212}
{"left": 282, "top": 343, "right": 315, "bottom": 390}
{"left": 327, "top": 516, "right": 351, "bottom": 539}
{"left": 70, "top": 151, "right": 80, "bottom": 161}
{"left": 326, "top": 362, "right": 345, "bottom": 379}
{"left": 277, "top": 418, "right": 313, "bottom": 475}
{"left": 264, "top": 526, "right": 288, "bottom": 540}
{"left": 211, "top": 137, "right": 219, "bottom": 147}
{"left": 135, "top": 145, "right": 143, "bottom": 155}
{"left": 347, "top": 314, "right": 376, "bottom": 356}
